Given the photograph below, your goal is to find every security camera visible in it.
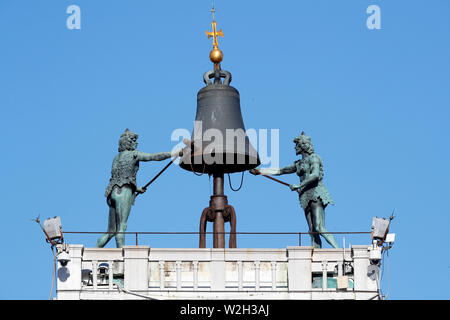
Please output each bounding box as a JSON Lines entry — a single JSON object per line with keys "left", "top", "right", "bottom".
{"left": 57, "top": 251, "right": 71, "bottom": 267}
{"left": 98, "top": 262, "right": 109, "bottom": 275}
{"left": 369, "top": 252, "right": 381, "bottom": 265}
{"left": 369, "top": 241, "right": 382, "bottom": 264}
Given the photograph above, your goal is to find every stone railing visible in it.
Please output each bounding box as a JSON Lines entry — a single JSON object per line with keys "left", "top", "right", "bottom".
{"left": 56, "top": 245, "right": 378, "bottom": 300}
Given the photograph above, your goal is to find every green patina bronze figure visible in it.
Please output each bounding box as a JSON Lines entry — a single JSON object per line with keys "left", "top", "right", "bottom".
{"left": 250, "top": 132, "right": 339, "bottom": 248}
{"left": 95, "top": 129, "right": 181, "bottom": 248}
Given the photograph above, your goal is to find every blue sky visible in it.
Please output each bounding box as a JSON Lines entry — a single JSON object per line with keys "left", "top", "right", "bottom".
{"left": 1, "top": 0, "right": 449, "bottom": 300}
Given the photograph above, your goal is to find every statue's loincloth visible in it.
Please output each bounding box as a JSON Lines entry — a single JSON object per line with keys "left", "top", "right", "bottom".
{"left": 298, "top": 181, "right": 334, "bottom": 210}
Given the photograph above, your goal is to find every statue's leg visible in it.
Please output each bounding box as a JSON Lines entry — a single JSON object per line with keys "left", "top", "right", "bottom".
{"left": 310, "top": 200, "right": 339, "bottom": 248}
{"left": 95, "top": 198, "right": 118, "bottom": 248}
{"left": 305, "top": 206, "right": 322, "bottom": 248}
{"left": 113, "top": 186, "right": 134, "bottom": 248}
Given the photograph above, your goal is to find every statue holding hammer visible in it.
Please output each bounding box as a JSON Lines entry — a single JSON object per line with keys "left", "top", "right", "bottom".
{"left": 250, "top": 132, "right": 339, "bottom": 248}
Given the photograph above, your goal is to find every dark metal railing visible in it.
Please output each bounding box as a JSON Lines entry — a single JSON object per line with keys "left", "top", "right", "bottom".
{"left": 63, "top": 231, "right": 371, "bottom": 246}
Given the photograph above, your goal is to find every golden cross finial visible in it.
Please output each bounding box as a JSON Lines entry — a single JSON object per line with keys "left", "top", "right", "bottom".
{"left": 205, "top": 4, "right": 224, "bottom": 68}
{"left": 206, "top": 20, "right": 224, "bottom": 49}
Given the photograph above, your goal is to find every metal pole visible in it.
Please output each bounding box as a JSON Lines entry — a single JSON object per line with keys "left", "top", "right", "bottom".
{"left": 212, "top": 173, "right": 225, "bottom": 248}
{"left": 259, "top": 173, "right": 291, "bottom": 187}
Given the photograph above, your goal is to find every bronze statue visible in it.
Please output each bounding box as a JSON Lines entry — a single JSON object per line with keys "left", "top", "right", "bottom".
{"left": 95, "top": 129, "right": 181, "bottom": 248}
{"left": 250, "top": 132, "right": 339, "bottom": 248}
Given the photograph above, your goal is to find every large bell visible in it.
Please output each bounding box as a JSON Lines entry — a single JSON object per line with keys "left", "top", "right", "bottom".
{"left": 180, "top": 69, "right": 260, "bottom": 174}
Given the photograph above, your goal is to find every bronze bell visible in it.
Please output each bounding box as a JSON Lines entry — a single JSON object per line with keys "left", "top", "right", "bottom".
{"left": 180, "top": 69, "right": 260, "bottom": 174}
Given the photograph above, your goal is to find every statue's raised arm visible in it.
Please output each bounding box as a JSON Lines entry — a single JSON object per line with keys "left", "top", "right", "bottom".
{"left": 137, "top": 150, "right": 177, "bottom": 162}
{"left": 249, "top": 163, "right": 296, "bottom": 176}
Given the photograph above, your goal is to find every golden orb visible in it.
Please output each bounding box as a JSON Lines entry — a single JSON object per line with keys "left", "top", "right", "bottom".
{"left": 209, "top": 47, "right": 223, "bottom": 64}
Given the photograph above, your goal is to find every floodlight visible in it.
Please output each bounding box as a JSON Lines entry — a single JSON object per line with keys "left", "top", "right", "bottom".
{"left": 371, "top": 217, "right": 390, "bottom": 240}
{"left": 43, "top": 216, "right": 63, "bottom": 244}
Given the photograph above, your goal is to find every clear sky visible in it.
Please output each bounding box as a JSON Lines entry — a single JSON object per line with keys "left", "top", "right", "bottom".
{"left": 1, "top": 0, "right": 449, "bottom": 300}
